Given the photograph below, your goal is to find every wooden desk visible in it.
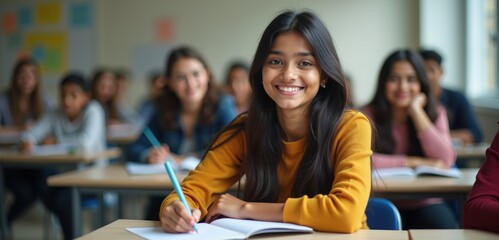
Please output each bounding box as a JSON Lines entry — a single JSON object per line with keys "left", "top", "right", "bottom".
{"left": 409, "top": 229, "right": 498, "bottom": 240}
{"left": 372, "top": 168, "right": 478, "bottom": 227}
{"left": 48, "top": 164, "right": 241, "bottom": 237}
{"left": 455, "top": 143, "right": 488, "bottom": 159}
{"left": 0, "top": 131, "right": 21, "bottom": 147}
{"left": 0, "top": 147, "right": 121, "bottom": 239}
{"left": 49, "top": 165, "right": 478, "bottom": 237}
{"left": 77, "top": 219, "right": 409, "bottom": 240}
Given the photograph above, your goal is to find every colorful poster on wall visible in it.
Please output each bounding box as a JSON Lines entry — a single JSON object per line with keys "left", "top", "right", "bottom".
{"left": 35, "top": 2, "right": 61, "bottom": 25}
{"left": 18, "top": 7, "right": 33, "bottom": 28}
{"left": 24, "top": 32, "right": 67, "bottom": 74}
{"left": 69, "top": 2, "right": 91, "bottom": 28}
{"left": 2, "top": 12, "right": 17, "bottom": 34}
{"left": 155, "top": 18, "right": 175, "bottom": 42}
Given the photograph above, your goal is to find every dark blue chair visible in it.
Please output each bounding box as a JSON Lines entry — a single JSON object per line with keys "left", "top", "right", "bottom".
{"left": 365, "top": 198, "right": 402, "bottom": 230}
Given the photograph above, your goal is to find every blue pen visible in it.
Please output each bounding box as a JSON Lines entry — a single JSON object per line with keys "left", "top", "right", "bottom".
{"left": 143, "top": 127, "right": 162, "bottom": 148}
{"left": 164, "top": 161, "right": 199, "bottom": 233}
{"left": 143, "top": 128, "right": 197, "bottom": 232}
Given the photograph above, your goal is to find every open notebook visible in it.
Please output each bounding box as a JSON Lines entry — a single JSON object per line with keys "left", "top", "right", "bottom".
{"left": 373, "top": 166, "right": 462, "bottom": 179}
{"left": 126, "top": 218, "right": 313, "bottom": 240}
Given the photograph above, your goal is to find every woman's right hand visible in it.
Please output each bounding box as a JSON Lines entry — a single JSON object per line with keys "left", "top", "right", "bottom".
{"left": 148, "top": 144, "right": 169, "bottom": 164}
{"left": 161, "top": 200, "right": 201, "bottom": 233}
{"left": 406, "top": 156, "right": 445, "bottom": 169}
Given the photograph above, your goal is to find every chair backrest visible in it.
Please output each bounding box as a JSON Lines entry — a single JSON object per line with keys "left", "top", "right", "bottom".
{"left": 365, "top": 198, "right": 402, "bottom": 230}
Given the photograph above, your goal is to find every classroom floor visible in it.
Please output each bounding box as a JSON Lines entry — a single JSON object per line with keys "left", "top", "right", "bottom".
{"left": 9, "top": 194, "right": 148, "bottom": 240}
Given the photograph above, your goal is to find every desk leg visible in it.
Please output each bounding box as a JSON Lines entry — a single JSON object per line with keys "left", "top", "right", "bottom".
{"left": 98, "top": 192, "right": 104, "bottom": 227}
{"left": 0, "top": 166, "right": 8, "bottom": 239}
{"left": 458, "top": 193, "right": 468, "bottom": 228}
{"left": 72, "top": 187, "right": 81, "bottom": 238}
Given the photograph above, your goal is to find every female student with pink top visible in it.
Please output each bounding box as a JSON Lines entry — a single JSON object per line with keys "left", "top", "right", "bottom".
{"left": 160, "top": 10, "right": 372, "bottom": 233}
{"left": 363, "top": 49, "right": 457, "bottom": 229}
{"left": 463, "top": 127, "right": 499, "bottom": 233}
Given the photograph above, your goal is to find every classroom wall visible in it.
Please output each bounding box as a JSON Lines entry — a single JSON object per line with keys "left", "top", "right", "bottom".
{"left": 0, "top": 0, "right": 419, "bottom": 108}
{"left": 94, "top": 0, "right": 419, "bottom": 108}
{"left": 420, "top": 0, "right": 466, "bottom": 91}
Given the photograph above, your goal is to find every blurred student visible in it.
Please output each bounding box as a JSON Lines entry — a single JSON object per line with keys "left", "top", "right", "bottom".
{"left": 127, "top": 46, "right": 236, "bottom": 220}
{"left": 115, "top": 68, "right": 130, "bottom": 104}
{"left": 0, "top": 58, "right": 55, "bottom": 236}
{"left": 463, "top": 126, "right": 499, "bottom": 233}
{"left": 363, "top": 49, "right": 457, "bottom": 229}
{"left": 160, "top": 11, "right": 372, "bottom": 233}
{"left": 91, "top": 68, "right": 138, "bottom": 125}
{"left": 138, "top": 71, "right": 166, "bottom": 124}
{"left": 20, "top": 73, "right": 106, "bottom": 239}
{"left": 225, "top": 61, "right": 252, "bottom": 113}
{"left": 419, "top": 49, "right": 483, "bottom": 145}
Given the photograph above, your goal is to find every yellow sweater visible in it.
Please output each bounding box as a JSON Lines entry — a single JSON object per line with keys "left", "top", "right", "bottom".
{"left": 161, "top": 110, "right": 372, "bottom": 233}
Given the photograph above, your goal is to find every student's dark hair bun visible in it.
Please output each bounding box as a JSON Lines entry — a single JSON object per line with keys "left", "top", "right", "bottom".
{"left": 60, "top": 72, "right": 90, "bottom": 92}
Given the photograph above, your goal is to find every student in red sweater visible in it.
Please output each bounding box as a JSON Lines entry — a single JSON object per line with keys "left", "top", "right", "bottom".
{"left": 463, "top": 127, "right": 499, "bottom": 233}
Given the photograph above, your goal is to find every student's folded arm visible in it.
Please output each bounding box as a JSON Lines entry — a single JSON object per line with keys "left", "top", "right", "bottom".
{"left": 417, "top": 107, "right": 455, "bottom": 168}
{"left": 283, "top": 112, "right": 372, "bottom": 233}
{"left": 372, "top": 153, "right": 407, "bottom": 168}
{"left": 161, "top": 123, "right": 245, "bottom": 218}
{"left": 69, "top": 102, "right": 106, "bottom": 152}
{"left": 20, "top": 111, "right": 53, "bottom": 144}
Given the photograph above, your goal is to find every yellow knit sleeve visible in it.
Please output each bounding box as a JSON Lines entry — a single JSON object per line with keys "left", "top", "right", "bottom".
{"left": 160, "top": 117, "right": 246, "bottom": 219}
{"left": 282, "top": 110, "right": 372, "bottom": 233}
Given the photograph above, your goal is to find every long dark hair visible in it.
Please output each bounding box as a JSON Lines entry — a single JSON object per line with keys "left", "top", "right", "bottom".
{"left": 160, "top": 46, "right": 221, "bottom": 129}
{"left": 7, "top": 58, "right": 44, "bottom": 126}
{"left": 210, "top": 10, "right": 349, "bottom": 202}
{"left": 91, "top": 68, "right": 119, "bottom": 120}
{"left": 367, "top": 49, "right": 438, "bottom": 156}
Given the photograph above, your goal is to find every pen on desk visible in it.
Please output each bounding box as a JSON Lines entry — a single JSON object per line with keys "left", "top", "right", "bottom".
{"left": 164, "top": 161, "right": 199, "bottom": 233}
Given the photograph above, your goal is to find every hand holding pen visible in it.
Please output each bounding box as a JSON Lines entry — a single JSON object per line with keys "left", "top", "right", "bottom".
{"left": 142, "top": 127, "right": 200, "bottom": 233}
{"left": 148, "top": 145, "right": 169, "bottom": 164}
{"left": 143, "top": 127, "right": 174, "bottom": 164}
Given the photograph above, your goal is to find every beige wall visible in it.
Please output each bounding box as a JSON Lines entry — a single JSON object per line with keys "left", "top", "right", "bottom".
{"left": 94, "top": 0, "right": 419, "bottom": 108}
{"left": 0, "top": 0, "right": 419, "bottom": 107}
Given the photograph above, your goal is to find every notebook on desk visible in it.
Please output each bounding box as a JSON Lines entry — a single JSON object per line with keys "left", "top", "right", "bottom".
{"left": 126, "top": 156, "right": 200, "bottom": 175}
{"left": 126, "top": 218, "right": 313, "bottom": 240}
{"left": 373, "top": 166, "right": 462, "bottom": 179}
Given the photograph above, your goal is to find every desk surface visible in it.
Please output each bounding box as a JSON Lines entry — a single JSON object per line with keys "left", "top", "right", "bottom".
{"left": 455, "top": 143, "right": 488, "bottom": 159}
{"left": 0, "top": 147, "right": 121, "bottom": 165}
{"left": 372, "top": 168, "right": 478, "bottom": 193}
{"left": 48, "top": 164, "right": 185, "bottom": 189}
{"left": 76, "top": 219, "right": 409, "bottom": 240}
{"left": 409, "top": 229, "right": 498, "bottom": 240}
{"left": 48, "top": 165, "right": 478, "bottom": 193}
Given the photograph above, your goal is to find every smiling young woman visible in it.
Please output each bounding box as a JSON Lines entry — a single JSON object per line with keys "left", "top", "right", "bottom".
{"left": 160, "top": 10, "right": 372, "bottom": 233}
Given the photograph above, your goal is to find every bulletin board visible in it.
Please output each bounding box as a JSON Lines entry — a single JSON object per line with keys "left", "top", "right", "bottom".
{"left": 0, "top": 0, "right": 95, "bottom": 87}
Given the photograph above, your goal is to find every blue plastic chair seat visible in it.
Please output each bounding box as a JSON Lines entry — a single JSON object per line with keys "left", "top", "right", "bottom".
{"left": 365, "top": 198, "right": 402, "bottom": 230}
